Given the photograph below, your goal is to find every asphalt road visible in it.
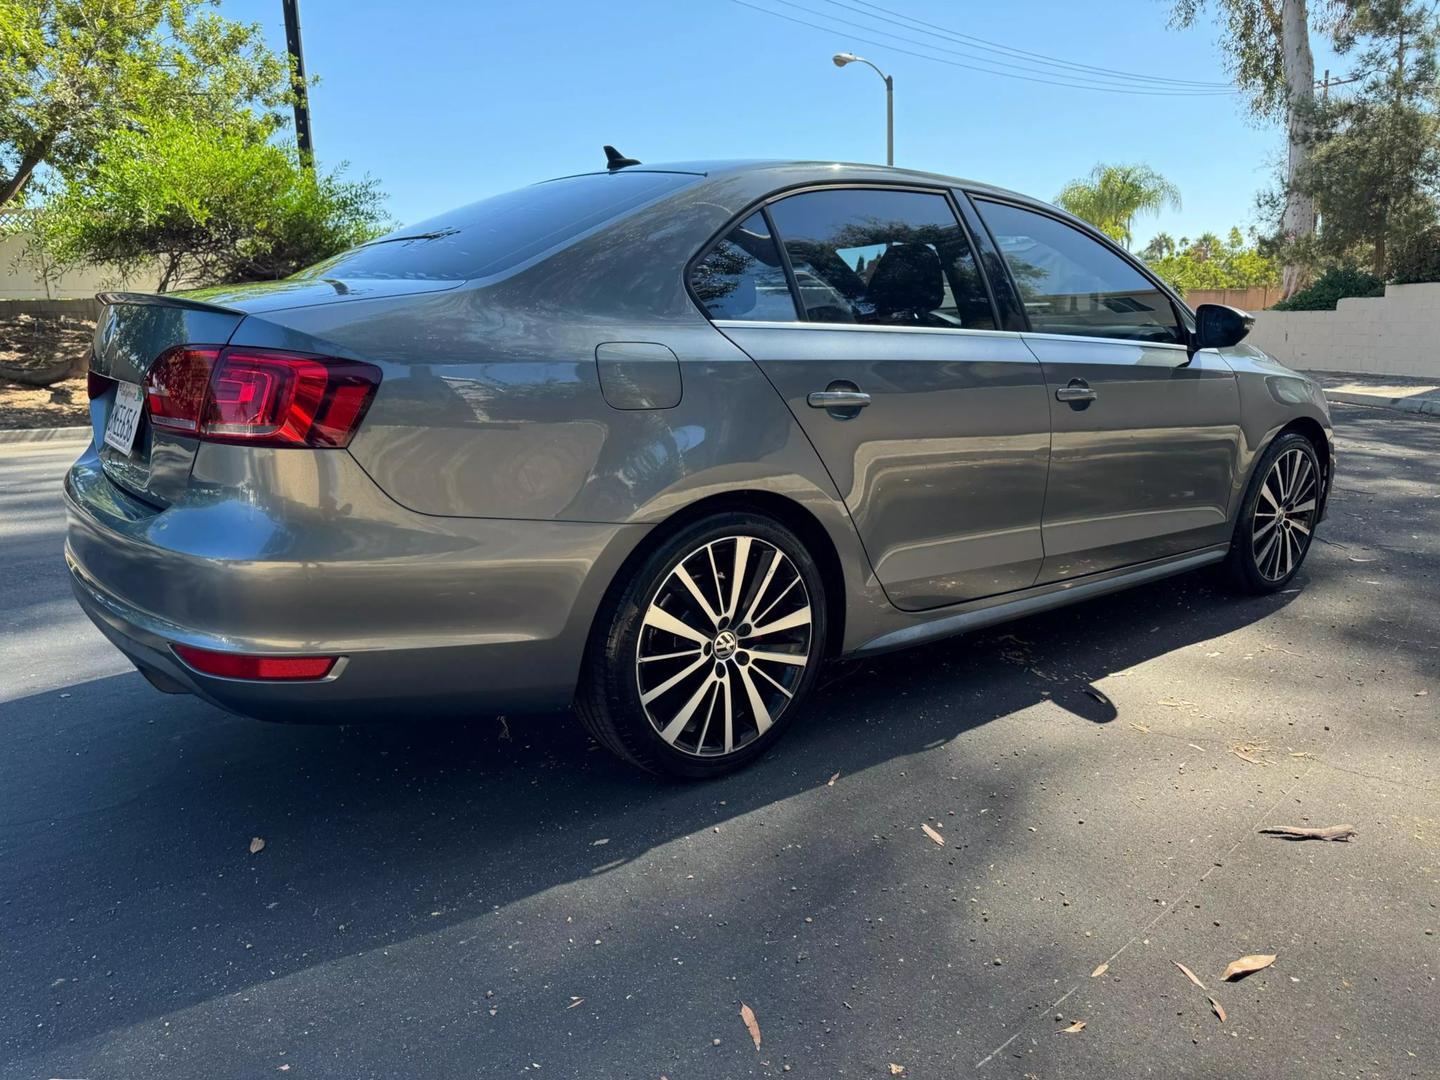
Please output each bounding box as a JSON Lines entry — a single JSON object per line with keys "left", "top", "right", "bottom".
{"left": 2, "top": 406, "right": 1436, "bottom": 1080}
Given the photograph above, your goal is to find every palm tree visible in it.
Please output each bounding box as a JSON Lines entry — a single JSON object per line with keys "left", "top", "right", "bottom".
{"left": 1055, "top": 164, "right": 1182, "bottom": 249}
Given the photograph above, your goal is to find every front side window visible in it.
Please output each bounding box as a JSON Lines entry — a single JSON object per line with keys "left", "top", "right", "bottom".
{"left": 974, "top": 200, "right": 1183, "bottom": 344}
{"left": 689, "top": 213, "right": 797, "bottom": 321}
{"left": 765, "top": 188, "right": 995, "bottom": 330}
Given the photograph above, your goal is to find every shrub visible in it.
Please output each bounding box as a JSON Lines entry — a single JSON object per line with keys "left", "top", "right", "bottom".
{"left": 1271, "top": 266, "right": 1385, "bottom": 311}
{"left": 1389, "top": 226, "right": 1440, "bottom": 284}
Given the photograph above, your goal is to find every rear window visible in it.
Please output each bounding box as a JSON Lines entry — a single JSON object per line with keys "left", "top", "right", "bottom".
{"left": 297, "top": 171, "right": 699, "bottom": 283}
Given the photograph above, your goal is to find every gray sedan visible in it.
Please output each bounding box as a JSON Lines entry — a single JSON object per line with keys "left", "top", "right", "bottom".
{"left": 67, "top": 155, "right": 1333, "bottom": 777}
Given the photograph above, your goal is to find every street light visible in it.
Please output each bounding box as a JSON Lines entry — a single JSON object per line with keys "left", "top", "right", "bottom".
{"left": 832, "top": 52, "right": 893, "bottom": 166}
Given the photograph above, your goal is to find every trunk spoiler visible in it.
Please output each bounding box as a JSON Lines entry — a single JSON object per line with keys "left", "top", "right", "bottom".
{"left": 95, "top": 291, "right": 242, "bottom": 315}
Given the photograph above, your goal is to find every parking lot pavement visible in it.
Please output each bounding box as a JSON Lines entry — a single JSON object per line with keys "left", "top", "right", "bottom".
{"left": 2, "top": 406, "right": 1436, "bottom": 1080}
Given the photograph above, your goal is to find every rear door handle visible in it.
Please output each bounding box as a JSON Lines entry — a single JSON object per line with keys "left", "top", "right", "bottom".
{"left": 1055, "top": 381, "right": 1097, "bottom": 403}
{"left": 807, "top": 390, "right": 872, "bottom": 410}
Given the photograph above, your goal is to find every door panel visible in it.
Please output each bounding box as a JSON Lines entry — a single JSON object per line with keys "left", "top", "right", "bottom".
{"left": 1024, "top": 336, "right": 1240, "bottom": 580}
{"left": 721, "top": 324, "right": 1051, "bottom": 609}
{"left": 970, "top": 196, "right": 1241, "bottom": 581}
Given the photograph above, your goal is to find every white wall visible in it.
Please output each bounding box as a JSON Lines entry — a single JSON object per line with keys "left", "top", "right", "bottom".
{"left": 1248, "top": 283, "right": 1440, "bottom": 378}
{"left": 0, "top": 230, "right": 164, "bottom": 300}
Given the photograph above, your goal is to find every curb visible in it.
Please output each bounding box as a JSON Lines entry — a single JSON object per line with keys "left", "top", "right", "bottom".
{"left": 1324, "top": 391, "right": 1440, "bottom": 417}
{"left": 0, "top": 425, "right": 90, "bottom": 445}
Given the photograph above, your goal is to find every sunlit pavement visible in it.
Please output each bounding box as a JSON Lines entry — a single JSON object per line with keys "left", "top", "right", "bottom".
{"left": 3, "top": 406, "right": 1436, "bottom": 1080}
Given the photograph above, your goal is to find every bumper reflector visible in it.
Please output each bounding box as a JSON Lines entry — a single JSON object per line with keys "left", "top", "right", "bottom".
{"left": 171, "top": 644, "right": 337, "bottom": 681}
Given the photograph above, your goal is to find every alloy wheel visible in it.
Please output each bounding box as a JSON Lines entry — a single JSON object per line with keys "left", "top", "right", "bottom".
{"left": 1252, "top": 446, "right": 1319, "bottom": 582}
{"left": 635, "top": 535, "right": 813, "bottom": 757}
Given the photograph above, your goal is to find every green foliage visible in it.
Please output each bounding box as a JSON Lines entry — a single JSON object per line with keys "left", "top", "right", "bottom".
{"left": 1388, "top": 224, "right": 1440, "bottom": 282}
{"left": 1055, "top": 164, "right": 1181, "bottom": 248}
{"left": 32, "top": 114, "right": 387, "bottom": 290}
{"left": 1140, "top": 228, "right": 1281, "bottom": 292}
{"left": 1291, "top": 0, "right": 1440, "bottom": 276}
{"left": 0, "top": 0, "right": 290, "bottom": 209}
{"left": 1269, "top": 265, "right": 1385, "bottom": 308}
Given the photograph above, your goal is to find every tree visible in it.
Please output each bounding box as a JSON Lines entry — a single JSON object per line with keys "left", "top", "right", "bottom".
{"left": 1169, "top": 0, "right": 1353, "bottom": 297}
{"left": 1055, "top": 164, "right": 1181, "bottom": 248}
{"left": 1293, "top": 0, "right": 1440, "bottom": 276}
{"left": 31, "top": 113, "right": 388, "bottom": 291}
{"left": 0, "top": 0, "right": 289, "bottom": 211}
{"left": 1140, "top": 227, "right": 1282, "bottom": 291}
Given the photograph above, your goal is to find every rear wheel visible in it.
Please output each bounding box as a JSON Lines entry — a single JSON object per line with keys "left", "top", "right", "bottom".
{"left": 577, "top": 512, "right": 827, "bottom": 778}
{"left": 1223, "top": 432, "right": 1322, "bottom": 594}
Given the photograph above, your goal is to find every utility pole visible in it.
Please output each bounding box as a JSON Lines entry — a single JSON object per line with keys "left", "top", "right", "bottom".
{"left": 282, "top": 0, "right": 314, "bottom": 168}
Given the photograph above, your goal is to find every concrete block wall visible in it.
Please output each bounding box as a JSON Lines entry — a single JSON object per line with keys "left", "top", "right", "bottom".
{"left": 1247, "top": 283, "right": 1440, "bottom": 377}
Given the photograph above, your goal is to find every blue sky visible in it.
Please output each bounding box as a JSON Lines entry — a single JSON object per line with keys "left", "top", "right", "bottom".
{"left": 225, "top": 0, "right": 1343, "bottom": 248}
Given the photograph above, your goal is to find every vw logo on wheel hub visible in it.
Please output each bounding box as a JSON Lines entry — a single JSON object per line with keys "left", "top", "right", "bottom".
{"left": 712, "top": 630, "right": 738, "bottom": 661}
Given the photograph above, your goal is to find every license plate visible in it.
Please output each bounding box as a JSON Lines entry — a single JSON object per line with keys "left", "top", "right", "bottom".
{"left": 104, "top": 381, "right": 145, "bottom": 455}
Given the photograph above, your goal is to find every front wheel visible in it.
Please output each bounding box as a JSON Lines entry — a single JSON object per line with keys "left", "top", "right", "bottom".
{"left": 576, "top": 512, "right": 827, "bottom": 778}
{"left": 1222, "top": 432, "right": 1323, "bottom": 594}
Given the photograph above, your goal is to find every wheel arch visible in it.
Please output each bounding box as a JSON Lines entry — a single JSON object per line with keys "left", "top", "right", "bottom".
{"left": 1273, "top": 416, "right": 1333, "bottom": 514}
{"left": 587, "top": 490, "right": 848, "bottom": 661}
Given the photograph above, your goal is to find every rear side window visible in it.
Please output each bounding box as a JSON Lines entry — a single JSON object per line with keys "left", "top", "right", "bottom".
{"left": 975, "top": 200, "right": 1183, "bottom": 344}
{"left": 297, "top": 171, "right": 698, "bottom": 282}
{"left": 690, "top": 213, "right": 798, "bottom": 321}
{"left": 765, "top": 188, "right": 995, "bottom": 330}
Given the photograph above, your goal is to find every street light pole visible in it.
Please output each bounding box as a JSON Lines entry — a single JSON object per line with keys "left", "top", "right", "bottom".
{"left": 833, "top": 53, "right": 893, "bottom": 166}
{"left": 282, "top": 0, "right": 315, "bottom": 168}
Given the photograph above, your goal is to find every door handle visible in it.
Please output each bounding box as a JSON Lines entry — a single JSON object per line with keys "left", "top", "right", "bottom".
{"left": 1055, "top": 380, "right": 1097, "bottom": 404}
{"left": 807, "top": 390, "right": 872, "bottom": 410}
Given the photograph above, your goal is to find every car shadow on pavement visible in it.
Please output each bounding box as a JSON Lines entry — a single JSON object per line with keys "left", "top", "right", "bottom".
{"left": 0, "top": 561, "right": 1306, "bottom": 1063}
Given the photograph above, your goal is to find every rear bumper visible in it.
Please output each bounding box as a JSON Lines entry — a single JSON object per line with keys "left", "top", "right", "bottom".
{"left": 64, "top": 444, "right": 649, "bottom": 720}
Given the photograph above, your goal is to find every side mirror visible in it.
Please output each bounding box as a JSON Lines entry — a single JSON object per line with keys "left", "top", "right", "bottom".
{"left": 1192, "top": 303, "right": 1254, "bottom": 351}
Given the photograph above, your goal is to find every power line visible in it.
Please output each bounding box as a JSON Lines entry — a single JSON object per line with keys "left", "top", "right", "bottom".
{"left": 823, "top": 0, "right": 1234, "bottom": 88}
{"left": 730, "top": 0, "right": 1240, "bottom": 96}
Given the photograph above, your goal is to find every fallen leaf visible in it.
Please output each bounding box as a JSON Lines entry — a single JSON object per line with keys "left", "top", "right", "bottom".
{"left": 1229, "top": 741, "right": 1271, "bottom": 765}
{"left": 1208, "top": 995, "right": 1227, "bottom": 1023}
{"left": 591, "top": 838, "right": 610, "bottom": 846}
{"left": 1061, "top": 1020, "right": 1087, "bottom": 1033}
{"left": 1173, "top": 961, "right": 1207, "bottom": 990}
{"left": 739, "top": 1002, "right": 761, "bottom": 1049}
{"left": 921, "top": 823, "right": 945, "bottom": 846}
{"left": 889, "top": 1065, "right": 906, "bottom": 1076}
{"left": 1223, "top": 953, "right": 1277, "bottom": 981}
{"left": 1129, "top": 722, "right": 1150, "bottom": 734}
{"left": 827, "top": 772, "right": 840, "bottom": 786}
{"left": 1090, "top": 963, "right": 1109, "bottom": 978}
{"left": 1187, "top": 743, "right": 1207, "bottom": 753}
{"left": 566, "top": 996, "right": 585, "bottom": 1009}
{"left": 1258, "top": 824, "right": 1356, "bottom": 842}
{"left": 249, "top": 837, "right": 265, "bottom": 855}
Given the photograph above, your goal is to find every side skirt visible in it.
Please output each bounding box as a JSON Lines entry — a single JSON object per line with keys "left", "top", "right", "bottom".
{"left": 850, "top": 545, "right": 1230, "bottom": 657}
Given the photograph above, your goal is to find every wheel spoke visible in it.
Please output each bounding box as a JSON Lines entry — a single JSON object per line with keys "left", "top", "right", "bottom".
{"left": 674, "top": 565, "right": 722, "bottom": 628}
{"left": 1253, "top": 517, "right": 1278, "bottom": 541}
{"left": 1256, "top": 529, "right": 1280, "bottom": 574}
{"left": 658, "top": 672, "right": 718, "bottom": 745}
{"left": 1259, "top": 482, "right": 1280, "bottom": 511}
{"left": 748, "top": 661, "right": 794, "bottom": 699}
{"left": 720, "top": 668, "right": 735, "bottom": 753}
{"left": 746, "top": 649, "right": 808, "bottom": 667}
{"left": 734, "top": 663, "right": 774, "bottom": 736}
{"left": 640, "top": 653, "right": 711, "bottom": 706}
{"left": 643, "top": 605, "right": 711, "bottom": 646}
{"left": 638, "top": 647, "right": 703, "bottom": 664}
{"left": 725, "top": 537, "right": 751, "bottom": 620}
{"left": 1291, "top": 519, "right": 1310, "bottom": 536}
{"left": 740, "top": 550, "right": 781, "bottom": 628}
{"left": 747, "top": 605, "right": 812, "bottom": 640}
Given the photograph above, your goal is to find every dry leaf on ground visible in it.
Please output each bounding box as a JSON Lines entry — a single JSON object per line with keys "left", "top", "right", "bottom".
{"left": 921, "top": 823, "right": 946, "bottom": 846}
{"left": 1259, "top": 824, "right": 1356, "bottom": 842}
{"left": 1061, "top": 1020, "right": 1086, "bottom": 1033}
{"left": 1208, "top": 995, "right": 1227, "bottom": 1023}
{"left": 827, "top": 772, "right": 840, "bottom": 786}
{"left": 566, "top": 997, "right": 585, "bottom": 1009}
{"left": 1223, "top": 954, "right": 1277, "bottom": 981}
{"left": 1173, "top": 961, "right": 1206, "bottom": 990}
{"left": 889, "top": 1064, "right": 906, "bottom": 1075}
{"left": 1090, "top": 963, "right": 1108, "bottom": 978}
{"left": 249, "top": 837, "right": 265, "bottom": 855}
{"left": 739, "top": 1002, "right": 761, "bottom": 1049}
{"left": 1229, "top": 741, "right": 1270, "bottom": 765}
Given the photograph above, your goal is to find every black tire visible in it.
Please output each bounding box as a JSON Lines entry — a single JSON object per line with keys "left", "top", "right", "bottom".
{"left": 576, "top": 511, "right": 828, "bottom": 778}
{"left": 1222, "top": 432, "right": 1323, "bottom": 594}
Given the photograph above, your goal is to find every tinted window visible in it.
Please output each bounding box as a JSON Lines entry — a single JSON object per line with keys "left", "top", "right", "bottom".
{"left": 297, "top": 171, "right": 698, "bottom": 282}
{"left": 689, "top": 213, "right": 798, "bottom": 321}
{"left": 765, "top": 188, "right": 995, "bottom": 330}
{"left": 975, "top": 200, "right": 1182, "bottom": 343}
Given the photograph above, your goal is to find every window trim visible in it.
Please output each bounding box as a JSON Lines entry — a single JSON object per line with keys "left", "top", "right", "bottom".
{"left": 966, "top": 192, "right": 1195, "bottom": 348}
{"left": 684, "top": 181, "right": 1004, "bottom": 334}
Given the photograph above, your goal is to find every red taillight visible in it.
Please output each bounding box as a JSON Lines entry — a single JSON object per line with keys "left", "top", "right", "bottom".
{"left": 87, "top": 371, "right": 115, "bottom": 400}
{"left": 142, "top": 346, "right": 380, "bottom": 447}
{"left": 171, "top": 643, "right": 338, "bottom": 681}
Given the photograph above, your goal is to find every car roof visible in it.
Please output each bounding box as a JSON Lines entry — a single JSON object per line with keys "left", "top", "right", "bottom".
{"left": 544, "top": 159, "right": 1043, "bottom": 207}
